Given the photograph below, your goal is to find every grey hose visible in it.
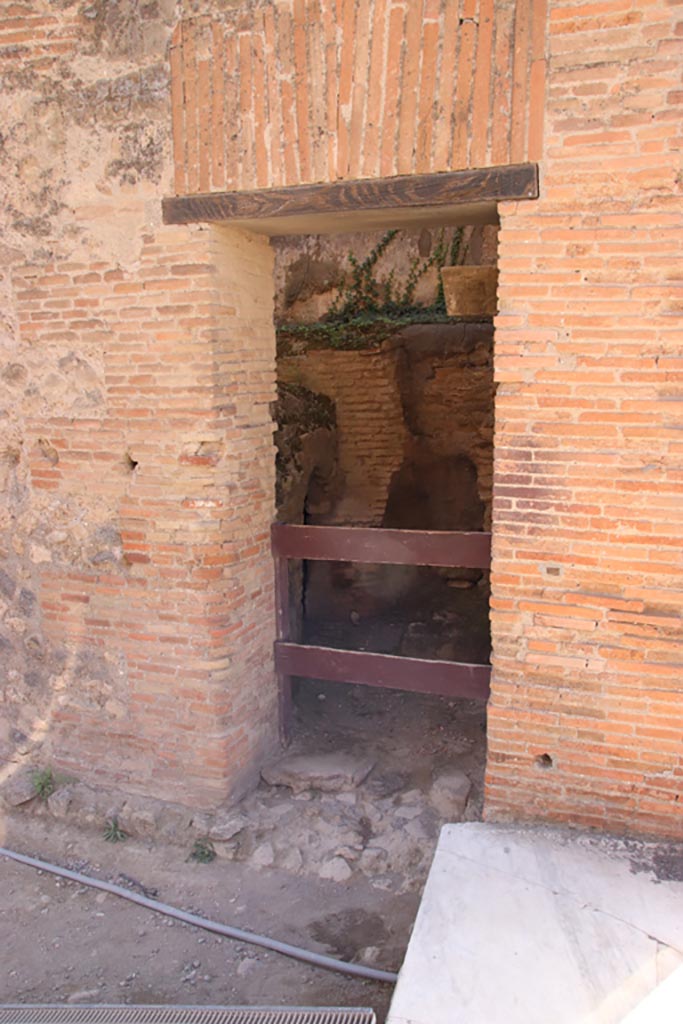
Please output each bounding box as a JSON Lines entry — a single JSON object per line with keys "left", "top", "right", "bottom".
{"left": 0, "top": 846, "right": 398, "bottom": 984}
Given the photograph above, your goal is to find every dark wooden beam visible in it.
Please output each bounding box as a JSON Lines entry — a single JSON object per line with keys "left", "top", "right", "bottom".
{"left": 275, "top": 642, "right": 491, "bottom": 701}
{"left": 271, "top": 523, "right": 491, "bottom": 569}
{"left": 163, "top": 164, "right": 538, "bottom": 225}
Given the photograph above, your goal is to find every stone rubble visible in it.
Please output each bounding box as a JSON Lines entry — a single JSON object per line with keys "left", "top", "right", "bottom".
{"left": 0, "top": 687, "right": 487, "bottom": 895}
{"left": 0, "top": 769, "right": 38, "bottom": 807}
{"left": 429, "top": 769, "right": 472, "bottom": 820}
{"left": 0, "top": 756, "right": 474, "bottom": 895}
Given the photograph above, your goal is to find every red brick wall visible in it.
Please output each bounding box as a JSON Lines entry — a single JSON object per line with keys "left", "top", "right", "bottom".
{"left": 4, "top": 0, "right": 681, "bottom": 834}
{"left": 278, "top": 330, "right": 495, "bottom": 528}
{"left": 0, "top": 1, "right": 80, "bottom": 63}
{"left": 11, "top": 226, "right": 279, "bottom": 808}
{"left": 416, "top": 335, "right": 495, "bottom": 529}
{"left": 486, "top": 0, "right": 683, "bottom": 838}
{"left": 170, "top": 0, "right": 547, "bottom": 194}
{"left": 278, "top": 347, "right": 407, "bottom": 526}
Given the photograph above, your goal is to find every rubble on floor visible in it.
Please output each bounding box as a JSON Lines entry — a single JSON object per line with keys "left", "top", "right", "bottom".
{"left": 1, "top": 682, "right": 487, "bottom": 896}
{"left": 209, "top": 683, "right": 485, "bottom": 894}
{"left": 261, "top": 752, "right": 376, "bottom": 794}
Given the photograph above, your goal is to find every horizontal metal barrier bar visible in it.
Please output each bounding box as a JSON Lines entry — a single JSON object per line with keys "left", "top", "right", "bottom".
{"left": 275, "top": 642, "right": 491, "bottom": 701}
{"left": 271, "top": 524, "right": 491, "bottom": 569}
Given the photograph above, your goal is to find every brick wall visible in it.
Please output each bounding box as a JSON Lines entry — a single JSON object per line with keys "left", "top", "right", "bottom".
{"left": 1, "top": 0, "right": 180, "bottom": 791}
{"left": 486, "top": 0, "right": 683, "bottom": 838}
{"left": 3, "top": 0, "right": 681, "bottom": 834}
{"left": 278, "top": 346, "right": 407, "bottom": 526}
{"left": 170, "top": 0, "right": 547, "bottom": 194}
{"left": 278, "top": 327, "right": 495, "bottom": 528}
{"left": 0, "top": 1, "right": 80, "bottom": 64}
{"left": 411, "top": 330, "right": 495, "bottom": 529}
{"left": 8, "top": 224, "right": 279, "bottom": 808}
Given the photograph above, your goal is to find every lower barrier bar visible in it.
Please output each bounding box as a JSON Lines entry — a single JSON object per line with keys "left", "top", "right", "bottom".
{"left": 274, "top": 642, "right": 490, "bottom": 701}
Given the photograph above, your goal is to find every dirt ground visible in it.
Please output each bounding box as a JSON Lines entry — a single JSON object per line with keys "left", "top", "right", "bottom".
{"left": 0, "top": 814, "right": 413, "bottom": 1019}
{"left": 0, "top": 683, "right": 487, "bottom": 1021}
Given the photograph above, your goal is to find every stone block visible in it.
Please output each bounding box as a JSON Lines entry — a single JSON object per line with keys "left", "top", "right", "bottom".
{"left": 429, "top": 769, "right": 472, "bottom": 820}
{"left": 209, "top": 810, "right": 249, "bottom": 842}
{"left": 319, "top": 856, "right": 353, "bottom": 882}
{"left": 0, "top": 770, "right": 37, "bottom": 807}
{"left": 262, "top": 752, "right": 375, "bottom": 794}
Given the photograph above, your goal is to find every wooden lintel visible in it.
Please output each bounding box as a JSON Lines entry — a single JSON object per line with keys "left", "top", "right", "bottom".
{"left": 162, "top": 164, "right": 538, "bottom": 226}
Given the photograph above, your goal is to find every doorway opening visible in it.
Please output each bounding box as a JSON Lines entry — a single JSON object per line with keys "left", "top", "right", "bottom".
{"left": 268, "top": 221, "right": 496, "bottom": 873}
{"left": 161, "top": 162, "right": 539, "bottom": 886}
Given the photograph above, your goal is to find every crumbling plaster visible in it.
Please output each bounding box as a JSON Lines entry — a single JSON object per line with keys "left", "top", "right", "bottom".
{"left": 0, "top": 0, "right": 229, "bottom": 771}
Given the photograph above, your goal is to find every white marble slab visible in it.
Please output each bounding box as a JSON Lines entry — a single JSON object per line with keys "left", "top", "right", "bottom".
{"left": 387, "top": 823, "right": 683, "bottom": 1024}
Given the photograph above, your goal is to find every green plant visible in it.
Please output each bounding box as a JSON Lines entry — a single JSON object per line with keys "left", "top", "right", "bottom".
{"left": 329, "top": 226, "right": 464, "bottom": 319}
{"left": 32, "top": 767, "right": 55, "bottom": 801}
{"left": 103, "top": 817, "right": 127, "bottom": 843}
{"left": 327, "top": 229, "right": 400, "bottom": 319}
{"left": 189, "top": 837, "right": 216, "bottom": 863}
{"left": 277, "top": 227, "right": 469, "bottom": 354}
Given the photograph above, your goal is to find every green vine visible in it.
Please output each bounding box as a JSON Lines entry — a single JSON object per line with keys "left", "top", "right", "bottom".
{"left": 278, "top": 227, "right": 469, "bottom": 353}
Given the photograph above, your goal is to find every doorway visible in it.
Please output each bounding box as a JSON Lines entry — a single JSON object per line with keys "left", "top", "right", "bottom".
{"left": 267, "top": 220, "right": 497, "bottom": 869}
{"left": 162, "top": 162, "right": 538, "bottom": 822}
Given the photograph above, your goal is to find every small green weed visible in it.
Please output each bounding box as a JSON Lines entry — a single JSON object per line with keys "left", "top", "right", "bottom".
{"left": 189, "top": 837, "right": 216, "bottom": 863}
{"left": 32, "top": 767, "right": 55, "bottom": 801}
{"left": 277, "top": 227, "right": 470, "bottom": 354}
{"left": 103, "top": 817, "right": 127, "bottom": 843}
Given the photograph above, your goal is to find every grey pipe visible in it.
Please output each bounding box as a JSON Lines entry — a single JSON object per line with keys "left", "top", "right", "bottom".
{"left": 0, "top": 846, "right": 398, "bottom": 984}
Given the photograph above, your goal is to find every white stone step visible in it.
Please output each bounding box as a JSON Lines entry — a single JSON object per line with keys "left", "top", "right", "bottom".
{"left": 387, "top": 823, "right": 683, "bottom": 1024}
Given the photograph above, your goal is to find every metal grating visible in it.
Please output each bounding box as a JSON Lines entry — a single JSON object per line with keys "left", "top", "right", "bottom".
{"left": 0, "top": 1009, "right": 375, "bottom": 1024}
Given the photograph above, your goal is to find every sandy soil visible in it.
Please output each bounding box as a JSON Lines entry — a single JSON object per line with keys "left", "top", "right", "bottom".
{"left": 0, "top": 814, "right": 415, "bottom": 1020}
